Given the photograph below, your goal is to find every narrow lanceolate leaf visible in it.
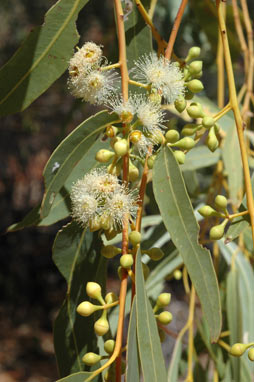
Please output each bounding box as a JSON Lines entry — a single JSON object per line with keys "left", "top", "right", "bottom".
{"left": 181, "top": 146, "right": 220, "bottom": 172}
{"left": 126, "top": 297, "right": 140, "bottom": 382}
{"left": 53, "top": 223, "right": 106, "bottom": 377}
{"left": 0, "top": 0, "right": 90, "bottom": 116}
{"left": 135, "top": 249, "right": 167, "bottom": 382}
{"left": 153, "top": 146, "right": 221, "bottom": 341}
{"left": 41, "top": 111, "right": 119, "bottom": 218}
{"left": 56, "top": 371, "right": 101, "bottom": 382}
{"left": 167, "top": 337, "right": 182, "bottom": 382}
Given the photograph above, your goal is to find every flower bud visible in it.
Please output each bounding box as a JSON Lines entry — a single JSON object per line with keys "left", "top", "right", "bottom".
{"left": 86, "top": 282, "right": 104, "bottom": 303}
{"left": 230, "top": 343, "right": 247, "bottom": 357}
{"left": 248, "top": 347, "right": 254, "bottom": 361}
{"left": 165, "top": 129, "right": 180, "bottom": 144}
{"left": 186, "top": 79, "right": 204, "bottom": 93}
{"left": 202, "top": 116, "right": 215, "bottom": 128}
{"left": 189, "top": 60, "right": 203, "bottom": 75}
{"left": 214, "top": 195, "right": 227, "bottom": 211}
{"left": 146, "top": 247, "right": 164, "bottom": 261}
{"left": 206, "top": 126, "right": 219, "bottom": 152}
{"left": 106, "top": 125, "right": 118, "bottom": 138}
{"left": 94, "top": 313, "right": 109, "bottom": 336}
{"left": 120, "top": 254, "right": 133, "bottom": 268}
{"left": 129, "top": 230, "right": 142, "bottom": 246}
{"left": 174, "top": 96, "right": 187, "bottom": 113}
{"left": 82, "top": 352, "right": 102, "bottom": 366}
{"left": 174, "top": 269, "right": 182, "bottom": 280}
{"left": 120, "top": 110, "right": 134, "bottom": 124}
{"left": 95, "top": 149, "right": 115, "bottom": 163}
{"left": 209, "top": 220, "right": 228, "bottom": 241}
{"left": 158, "top": 311, "right": 173, "bottom": 325}
{"left": 173, "top": 150, "right": 185, "bottom": 164}
{"left": 89, "top": 217, "right": 101, "bottom": 232}
{"left": 184, "top": 89, "right": 194, "bottom": 100}
{"left": 105, "top": 292, "right": 118, "bottom": 304}
{"left": 99, "top": 214, "right": 112, "bottom": 231}
{"left": 114, "top": 139, "right": 128, "bottom": 156}
{"left": 142, "top": 263, "right": 150, "bottom": 280}
{"left": 170, "top": 137, "right": 196, "bottom": 150}
{"left": 104, "top": 339, "right": 115, "bottom": 354}
{"left": 187, "top": 103, "right": 205, "bottom": 118}
{"left": 156, "top": 293, "right": 171, "bottom": 307}
{"left": 77, "top": 301, "right": 100, "bottom": 317}
{"left": 129, "top": 162, "right": 139, "bottom": 182}
{"left": 185, "top": 47, "right": 201, "bottom": 62}
{"left": 101, "top": 245, "right": 121, "bottom": 259}
{"left": 181, "top": 123, "right": 200, "bottom": 136}
{"left": 198, "top": 205, "right": 220, "bottom": 218}
{"left": 147, "top": 155, "right": 156, "bottom": 169}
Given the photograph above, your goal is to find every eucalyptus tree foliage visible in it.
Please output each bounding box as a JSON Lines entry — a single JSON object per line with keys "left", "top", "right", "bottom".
{"left": 4, "top": 0, "right": 254, "bottom": 381}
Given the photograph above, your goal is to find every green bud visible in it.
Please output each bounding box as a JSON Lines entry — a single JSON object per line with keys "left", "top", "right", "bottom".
{"left": 95, "top": 149, "right": 115, "bottom": 163}
{"left": 209, "top": 220, "right": 228, "bottom": 241}
{"left": 142, "top": 263, "right": 150, "bottom": 280}
{"left": 187, "top": 103, "right": 205, "bottom": 118}
{"left": 170, "top": 137, "right": 196, "bottom": 150}
{"left": 147, "top": 155, "right": 156, "bottom": 169}
{"left": 105, "top": 292, "right": 118, "bottom": 304}
{"left": 86, "top": 282, "right": 103, "bottom": 302}
{"left": 186, "top": 79, "right": 204, "bottom": 93}
{"left": 165, "top": 129, "right": 180, "bottom": 143}
{"left": 120, "top": 254, "right": 133, "bottom": 268}
{"left": 230, "top": 343, "right": 247, "bottom": 357}
{"left": 156, "top": 293, "right": 171, "bottom": 307}
{"left": 94, "top": 313, "right": 109, "bottom": 336}
{"left": 184, "top": 88, "right": 194, "bottom": 100}
{"left": 214, "top": 123, "right": 220, "bottom": 134}
{"left": 174, "top": 95, "right": 187, "bottom": 113}
{"left": 214, "top": 195, "right": 228, "bottom": 210}
{"left": 101, "top": 245, "right": 121, "bottom": 259}
{"left": 188, "top": 60, "right": 203, "bottom": 75}
{"left": 173, "top": 150, "right": 185, "bottom": 164}
{"left": 114, "top": 139, "right": 128, "bottom": 156}
{"left": 77, "top": 301, "right": 100, "bottom": 317}
{"left": 129, "top": 161, "right": 139, "bottom": 182}
{"left": 181, "top": 123, "right": 199, "bottom": 136}
{"left": 104, "top": 339, "right": 115, "bottom": 354}
{"left": 146, "top": 247, "right": 164, "bottom": 261}
{"left": 185, "top": 46, "right": 201, "bottom": 62}
{"left": 129, "top": 230, "right": 142, "bottom": 246}
{"left": 158, "top": 311, "right": 173, "bottom": 325}
{"left": 202, "top": 116, "right": 215, "bottom": 128}
{"left": 174, "top": 269, "right": 182, "bottom": 280}
{"left": 198, "top": 205, "right": 220, "bottom": 218}
{"left": 206, "top": 126, "right": 219, "bottom": 152}
{"left": 248, "top": 347, "right": 254, "bottom": 361}
{"left": 82, "top": 352, "right": 101, "bottom": 366}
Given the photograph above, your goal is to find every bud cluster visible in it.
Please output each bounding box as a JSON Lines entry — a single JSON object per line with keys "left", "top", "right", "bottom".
{"left": 230, "top": 342, "right": 254, "bottom": 361}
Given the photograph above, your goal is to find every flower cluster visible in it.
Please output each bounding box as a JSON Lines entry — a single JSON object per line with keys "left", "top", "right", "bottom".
{"left": 133, "top": 53, "right": 185, "bottom": 103}
{"left": 68, "top": 42, "right": 119, "bottom": 104}
{"left": 70, "top": 168, "right": 138, "bottom": 230}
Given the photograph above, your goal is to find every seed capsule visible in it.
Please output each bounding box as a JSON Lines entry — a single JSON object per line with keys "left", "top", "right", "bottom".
{"left": 158, "top": 311, "right": 173, "bottom": 325}
{"left": 82, "top": 352, "right": 102, "bottom": 366}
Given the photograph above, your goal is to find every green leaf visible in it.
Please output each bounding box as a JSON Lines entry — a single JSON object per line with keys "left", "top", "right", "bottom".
{"left": 126, "top": 296, "right": 140, "bottom": 382}
{"left": 135, "top": 249, "right": 167, "bottom": 382}
{"left": 41, "top": 110, "right": 119, "bottom": 218}
{"left": 124, "top": 0, "right": 152, "bottom": 70}
{"left": 167, "top": 337, "right": 182, "bottom": 382}
{"left": 181, "top": 146, "right": 221, "bottom": 172}
{"left": 56, "top": 371, "right": 101, "bottom": 382}
{"left": 53, "top": 222, "right": 106, "bottom": 377}
{"left": 153, "top": 146, "right": 221, "bottom": 341}
{"left": 0, "top": 0, "right": 90, "bottom": 116}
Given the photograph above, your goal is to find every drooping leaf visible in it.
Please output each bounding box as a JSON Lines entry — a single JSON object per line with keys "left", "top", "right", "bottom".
{"left": 153, "top": 146, "right": 221, "bottom": 341}
{"left": 0, "top": 0, "right": 90, "bottom": 116}
{"left": 56, "top": 371, "right": 101, "bottom": 382}
{"left": 167, "top": 337, "right": 182, "bottom": 382}
{"left": 181, "top": 146, "right": 221, "bottom": 172}
{"left": 124, "top": 0, "right": 152, "bottom": 70}
{"left": 53, "top": 222, "right": 106, "bottom": 377}
{"left": 135, "top": 249, "right": 167, "bottom": 382}
{"left": 41, "top": 111, "right": 119, "bottom": 218}
{"left": 126, "top": 296, "right": 140, "bottom": 382}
